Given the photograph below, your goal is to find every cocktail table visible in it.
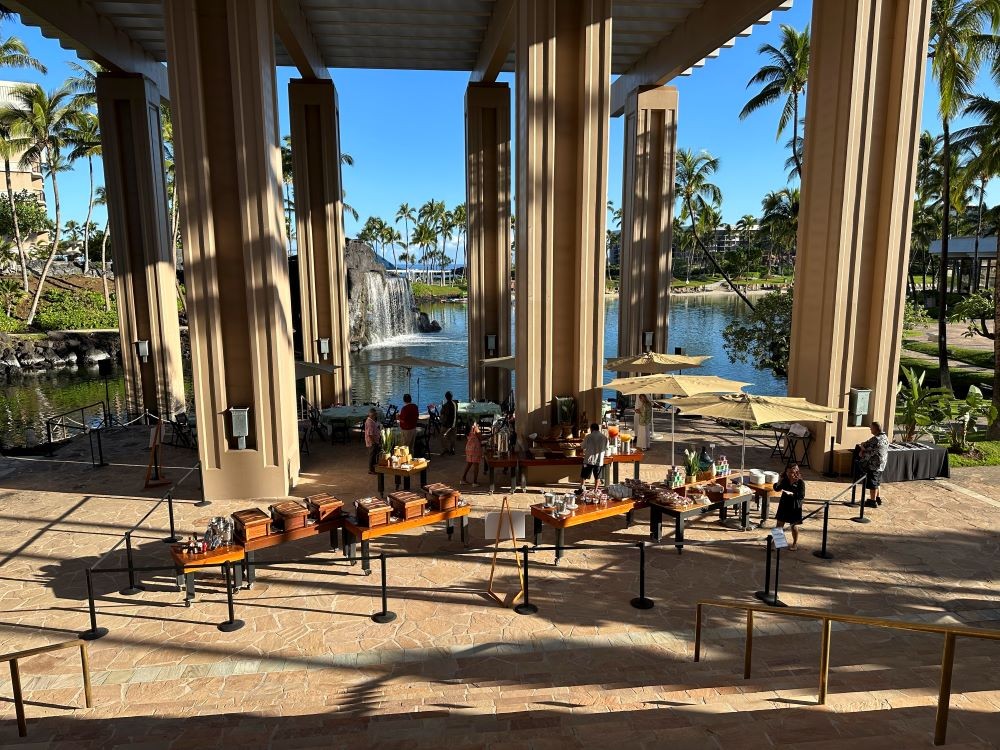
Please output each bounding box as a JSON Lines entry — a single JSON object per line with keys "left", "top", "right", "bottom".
{"left": 342, "top": 505, "right": 471, "bottom": 574}
{"left": 375, "top": 462, "right": 429, "bottom": 497}
{"left": 531, "top": 499, "right": 636, "bottom": 564}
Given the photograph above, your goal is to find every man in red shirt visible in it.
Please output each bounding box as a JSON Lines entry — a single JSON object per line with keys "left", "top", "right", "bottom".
{"left": 398, "top": 393, "right": 419, "bottom": 450}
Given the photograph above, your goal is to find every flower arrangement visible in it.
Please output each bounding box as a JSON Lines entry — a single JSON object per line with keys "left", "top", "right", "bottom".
{"left": 380, "top": 427, "right": 397, "bottom": 455}
{"left": 683, "top": 448, "right": 701, "bottom": 479}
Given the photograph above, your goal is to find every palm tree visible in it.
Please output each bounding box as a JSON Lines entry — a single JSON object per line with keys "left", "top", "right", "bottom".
{"left": 0, "top": 34, "right": 46, "bottom": 290}
{"left": 395, "top": 202, "right": 415, "bottom": 275}
{"left": 735, "top": 214, "right": 758, "bottom": 278}
{"left": 65, "top": 60, "right": 102, "bottom": 109}
{"left": 94, "top": 186, "right": 111, "bottom": 309}
{"left": 760, "top": 187, "right": 800, "bottom": 275}
{"left": 68, "top": 111, "right": 101, "bottom": 275}
{"left": 440, "top": 210, "right": 455, "bottom": 284}
{"left": 675, "top": 148, "right": 755, "bottom": 310}
{"left": 451, "top": 202, "right": 467, "bottom": 273}
{"left": 280, "top": 134, "right": 294, "bottom": 244}
{"left": 63, "top": 219, "right": 83, "bottom": 253}
{"left": 0, "top": 83, "right": 84, "bottom": 326}
{"left": 927, "top": 0, "right": 1000, "bottom": 392}
{"left": 739, "top": 24, "right": 810, "bottom": 180}
{"left": 411, "top": 222, "right": 438, "bottom": 281}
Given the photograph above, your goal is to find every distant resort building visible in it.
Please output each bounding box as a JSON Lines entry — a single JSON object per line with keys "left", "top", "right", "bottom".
{"left": 0, "top": 80, "right": 46, "bottom": 203}
{"left": 929, "top": 236, "right": 998, "bottom": 292}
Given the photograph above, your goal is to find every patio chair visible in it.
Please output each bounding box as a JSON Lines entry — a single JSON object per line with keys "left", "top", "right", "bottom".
{"left": 308, "top": 406, "right": 329, "bottom": 443}
{"left": 169, "top": 413, "right": 196, "bottom": 449}
{"left": 382, "top": 404, "right": 398, "bottom": 427}
{"left": 426, "top": 405, "right": 443, "bottom": 438}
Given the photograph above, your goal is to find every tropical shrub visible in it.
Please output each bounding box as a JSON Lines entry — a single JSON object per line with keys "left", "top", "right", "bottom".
{"left": 0, "top": 311, "right": 25, "bottom": 333}
{"left": 942, "top": 385, "right": 998, "bottom": 453}
{"left": 34, "top": 289, "right": 118, "bottom": 331}
{"left": 895, "top": 366, "right": 948, "bottom": 442}
{"left": 902, "top": 299, "right": 932, "bottom": 331}
{"left": 949, "top": 292, "right": 994, "bottom": 339}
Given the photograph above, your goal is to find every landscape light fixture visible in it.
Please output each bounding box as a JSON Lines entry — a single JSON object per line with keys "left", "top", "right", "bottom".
{"left": 643, "top": 331, "right": 654, "bottom": 353}
{"left": 316, "top": 337, "right": 331, "bottom": 361}
{"left": 486, "top": 333, "right": 497, "bottom": 358}
{"left": 134, "top": 339, "right": 150, "bottom": 364}
{"left": 228, "top": 407, "right": 250, "bottom": 450}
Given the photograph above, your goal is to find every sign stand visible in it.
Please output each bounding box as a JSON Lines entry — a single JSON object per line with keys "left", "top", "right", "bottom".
{"left": 753, "top": 531, "right": 788, "bottom": 607}
{"left": 144, "top": 421, "right": 171, "bottom": 489}
{"left": 485, "top": 496, "right": 524, "bottom": 607}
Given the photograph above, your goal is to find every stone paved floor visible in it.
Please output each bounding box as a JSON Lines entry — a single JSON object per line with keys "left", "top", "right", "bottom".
{"left": 0, "top": 419, "right": 997, "bottom": 748}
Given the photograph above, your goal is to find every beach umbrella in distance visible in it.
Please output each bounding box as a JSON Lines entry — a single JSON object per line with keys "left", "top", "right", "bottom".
{"left": 366, "top": 355, "right": 459, "bottom": 404}
{"left": 482, "top": 355, "right": 515, "bottom": 370}
{"left": 670, "top": 393, "right": 840, "bottom": 473}
{"left": 604, "top": 374, "right": 750, "bottom": 464}
{"left": 606, "top": 351, "right": 710, "bottom": 374}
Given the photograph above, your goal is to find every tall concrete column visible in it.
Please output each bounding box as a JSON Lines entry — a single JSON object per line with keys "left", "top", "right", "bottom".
{"left": 96, "top": 73, "right": 186, "bottom": 420}
{"left": 618, "top": 86, "right": 678, "bottom": 357}
{"left": 515, "top": 0, "right": 611, "bottom": 438}
{"left": 788, "top": 0, "right": 931, "bottom": 465}
{"left": 289, "top": 79, "right": 351, "bottom": 408}
{"left": 165, "top": 0, "right": 298, "bottom": 500}
{"left": 465, "top": 82, "right": 511, "bottom": 403}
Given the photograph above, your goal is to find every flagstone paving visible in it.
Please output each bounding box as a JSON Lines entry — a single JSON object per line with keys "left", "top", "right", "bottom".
{"left": 0, "top": 420, "right": 997, "bottom": 748}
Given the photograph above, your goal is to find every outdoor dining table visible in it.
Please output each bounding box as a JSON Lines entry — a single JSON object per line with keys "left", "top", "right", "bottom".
{"left": 457, "top": 401, "right": 502, "bottom": 418}
{"left": 506, "top": 450, "right": 644, "bottom": 492}
{"left": 319, "top": 405, "right": 382, "bottom": 426}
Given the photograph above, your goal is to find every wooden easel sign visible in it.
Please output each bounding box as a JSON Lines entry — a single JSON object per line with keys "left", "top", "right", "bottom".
{"left": 144, "top": 421, "right": 170, "bottom": 488}
{"left": 485, "top": 496, "right": 525, "bottom": 608}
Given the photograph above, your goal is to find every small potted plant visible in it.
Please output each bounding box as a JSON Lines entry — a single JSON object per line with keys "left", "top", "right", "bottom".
{"left": 683, "top": 448, "right": 700, "bottom": 484}
{"left": 380, "top": 427, "right": 396, "bottom": 466}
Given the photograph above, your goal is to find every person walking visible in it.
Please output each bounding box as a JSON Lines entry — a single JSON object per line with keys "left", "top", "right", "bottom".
{"left": 579, "top": 423, "right": 609, "bottom": 492}
{"left": 398, "top": 394, "right": 419, "bottom": 450}
{"left": 636, "top": 394, "right": 652, "bottom": 451}
{"left": 461, "top": 422, "right": 483, "bottom": 486}
{"left": 773, "top": 463, "right": 806, "bottom": 550}
{"left": 440, "top": 391, "right": 458, "bottom": 455}
{"left": 858, "top": 421, "right": 889, "bottom": 506}
{"left": 364, "top": 408, "right": 382, "bottom": 475}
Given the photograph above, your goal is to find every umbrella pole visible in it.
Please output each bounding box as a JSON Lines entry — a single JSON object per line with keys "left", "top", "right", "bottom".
{"left": 741, "top": 423, "right": 747, "bottom": 475}
{"left": 671, "top": 408, "right": 675, "bottom": 466}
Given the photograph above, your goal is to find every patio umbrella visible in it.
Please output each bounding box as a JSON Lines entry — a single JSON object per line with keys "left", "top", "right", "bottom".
{"left": 606, "top": 351, "right": 711, "bottom": 374}
{"left": 482, "top": 355, "right": 515, "bottom": 370}
{"left": 670, "top": 393, "right": 839, "bottom": 473}
{"left": 294, "top": 361, "right": 341, "bottom": 380}
{"left": 367, "top": 355, "right": 459, "bottom": 404}
{"left": 604, "top": 374, "right": 750, "bottom": 464}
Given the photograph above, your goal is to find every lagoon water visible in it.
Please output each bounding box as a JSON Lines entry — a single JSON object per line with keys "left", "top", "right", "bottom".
{"left": 0, "top": 295, "right": 785, "bottom": 444}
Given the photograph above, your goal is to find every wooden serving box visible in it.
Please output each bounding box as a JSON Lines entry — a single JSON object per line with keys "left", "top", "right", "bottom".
{"left": 388, "top": 491, "right": 427, "bottom": 520}
{"left": 356, "top": 497, "right": 391, "bottom": 527}
{"left": 423, "top": 483, "right": 460, "bottom": 511}
{"left": 232, "top": 508, "right": 270, "bottom": 542}
{"left": 270, "top": 500, "right": 309, "bottom": 531}
{"left": 305, "top": 493, "right": 343, "bottom": 521}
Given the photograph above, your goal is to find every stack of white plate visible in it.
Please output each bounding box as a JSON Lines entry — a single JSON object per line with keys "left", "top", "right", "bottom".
{"left": 748, "top": 469, "right": 765, "bottom": 485}
{"left": 763, "top": 471, "right": 780, "bottom": 484}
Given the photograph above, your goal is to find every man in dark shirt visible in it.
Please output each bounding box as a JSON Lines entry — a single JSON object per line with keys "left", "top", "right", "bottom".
{"left": 398, "top": 394, "right": 419, "bottom": 450}
{"left": 440, "top": 391, "right": 458, "bottom": 455}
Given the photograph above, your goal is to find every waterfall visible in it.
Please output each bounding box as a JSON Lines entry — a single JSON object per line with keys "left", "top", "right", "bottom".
{"left": 362, "top": 271, "right": 416, "bottom": 342}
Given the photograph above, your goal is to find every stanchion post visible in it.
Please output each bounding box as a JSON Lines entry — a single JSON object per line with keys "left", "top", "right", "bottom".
{"left": 218, "top": 561, "right": 245, "bottom": 632}
{"left": 770, "top": 547, "right": 787, "bottom": 607}
{"left": 163, "top": 492, "right": 180, "bottom": 543}
{"left": 119, "top": 531, "right": 145, "bottom": 595}
{"left": 813, "top": 501, "right": 834, "bottom": 560}
{"left": 80, "top": 568, "right": 108, "bottom": 640}
{"left": 371, "top": 553, "right": 397, "bottom": 623}
{"left": 514, "top": 545, "right": 538, "bottom": 615}
{"left": 630, "top": 541, "right": 654, "bottom": 610}
{"left": 853, "top": 477, "right": 871, "bottom": 524}
{"left": 754, "top": 536, "right": 773, "bottom": 603}
{"left": 95, "top": 427, "right": 106, "bottom": 467}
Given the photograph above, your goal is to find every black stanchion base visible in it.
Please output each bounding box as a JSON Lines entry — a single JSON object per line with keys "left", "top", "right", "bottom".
{"left": 842, "top": 501, "right": 857, "bottom": 507}
{"left": 119, "top": 585, "right": 145, "bottom": 596}
{"left": 194, "top": 500, "right": 211, "bottom": 508}
{"left": 371, "top": 611, "right": 397, "bottom": 624}
{"left": 218, "top": 619, "right": 245, "bottom": 633}
{"left": 753, "top": 591, "right": 787, "bottom": 607}
{"left": 851, "top": 516, "right": 872, "bottom": 524}
{"left": 80, "top": 627, "right": 108, "bottom": 641}
{"left": 162, "top": 535, "right": 181, "bottom": 544}
{"left": 630, "top": 597, "right": 654, "bottom": 610}
{"left": 813, "top": 550, "right": 834, "bottom": 560}
{"left": 514, "top": 602, "right": 539, "bottom": 615}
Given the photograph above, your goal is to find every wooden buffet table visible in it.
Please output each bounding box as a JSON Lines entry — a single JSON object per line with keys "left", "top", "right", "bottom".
{"left": 170, "top": 543, "right": 246, "bottom": 606}
{"left": 746, "top": 482, "right": 776, "bottom": 528}
{"left": 374, "top": 462, "right": 430, "bottom": 497}
{"left": 342, "top": 505, "right": 471, "bottom": 574}
{"left": 486, "top": 450, "right": 645, "bottom": 493}
{"left": 242, "top": 516, "right": 344, "bottom": 586}
{"left": 648, "top": 489, "right": 753, "bottom": 552}
{"left": 531, "top": 499, "right": 637, "bottom": 564}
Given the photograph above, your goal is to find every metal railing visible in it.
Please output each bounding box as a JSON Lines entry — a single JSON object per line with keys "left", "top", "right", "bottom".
{"left": 42, "top": 401, "right": 109, "bottom": 467}
{"left": 0, "top": 640, "right": 93, "bottom": 737}
{"left": 694, "top": 599, "right": 1000, "bottom": 746}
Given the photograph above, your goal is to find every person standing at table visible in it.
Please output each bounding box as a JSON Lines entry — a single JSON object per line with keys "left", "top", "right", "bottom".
{"left": 636, "top": 394, "right": 652, "bottom": 451}
{"left": 773, "top": 463, "right": 805, "bottom": 550}
{"left": 461, "top": 422, "right": 483, "bottom": 486}
{"left": 858, "top": 421, "right": 889, "bottom": 506}
{"left": 579, "top": 423, "right": 610, "bottom": 492}
{"left": 364, "top": 408, "right": 382, "bottom": 475}
{"left": 398, "top": 394, "right": 419, "bottom": 450}
{"left": 440, "top": 391, "right": 458, "bottom": 456}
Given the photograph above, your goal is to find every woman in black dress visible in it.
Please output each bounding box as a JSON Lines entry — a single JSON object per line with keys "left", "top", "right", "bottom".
{"left": 773, "top": 463, "right": 805, "bottom": 550}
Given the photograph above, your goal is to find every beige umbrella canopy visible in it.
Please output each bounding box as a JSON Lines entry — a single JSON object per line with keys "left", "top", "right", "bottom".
{"left": 670, "top": 393, "right": 840, "bottom": 472}
{"left": 295, "top": 361, "right": 341, "bottom": 380}
{"left": 606, "top": 351, "right": 710, "bottom": 373}
{"left": 482, "top": 355, "right": 515, "bottom": 370}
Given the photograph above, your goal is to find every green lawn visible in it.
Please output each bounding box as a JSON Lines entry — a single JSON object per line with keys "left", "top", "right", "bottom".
{"left": 902, "top": 340, "right": 995, "bottom": 370}
{"left": 941, "top": 432, "right": 1000, "bottom": 468}
{"left": 898, "top": 356, "right": 992, "bottom": 397}
{"left": 411, "top": 281, "right": 467, "bottom": 299}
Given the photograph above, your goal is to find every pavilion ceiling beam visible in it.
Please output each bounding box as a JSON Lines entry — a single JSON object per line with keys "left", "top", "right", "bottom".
{"left": 470, "top": 0, "right": 514, "bottom": 83}
{"left": 275, "top": 0, "right": 330, "bottom": 79}
{"left": 5, "top": 0, "right": 169, "bottom": 96}
{"left": 610, "top": 0, "right": 790, "bottom": 116}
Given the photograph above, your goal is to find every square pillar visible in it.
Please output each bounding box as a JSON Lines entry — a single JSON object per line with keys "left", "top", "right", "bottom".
{"left": 788, "top": 0, "right": 932, "bottom": 464}
{"left": 619, "top": 85, "right": 678, "bottom": 357}
{"left": 165, "top": 0, "right": 298, "bottom": 500}
{"left": 289, "top": 79, "right": 351, "bottom": 408}
{"left": 515, "top": 0, "right": 612, "bottom": 438}
{"left": 96, "top": 73, "right": 185, "bottom": 420}
{"left": 465, "top": 82, "right": 511, "bottom": 403}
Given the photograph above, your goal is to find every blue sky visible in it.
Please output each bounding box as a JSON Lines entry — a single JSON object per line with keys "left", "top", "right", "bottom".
{"left": 3, "top": 0, "right": 998, "bottom": 235}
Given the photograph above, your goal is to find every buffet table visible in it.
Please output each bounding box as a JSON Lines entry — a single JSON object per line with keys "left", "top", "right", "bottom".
{"left": 531, "top": 498, "right": 637, "bottom": 564}
{"left": 342, "top": 505, "right": 471, "bottom": 574}
{"left": 374, "top": 461, "right": 430, "bottom": 496}
{"left": 170, "top": 543, "right": 246, "bottom": 605}
{"left": 242, "top": 516, "right": 344, "bottom": 586}
{"left": 648, "top": 490, "right": 752, "bottom": 552}
{"left": 853, "top": 442, "right": 950, "bottom": 483}
{"left": 486, "top": 450, "right": 645, "bottom": 492}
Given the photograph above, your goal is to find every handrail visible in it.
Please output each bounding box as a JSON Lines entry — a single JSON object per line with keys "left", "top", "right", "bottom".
{"left": 694, "top": 598, "right": 1000, "bottom": 746}
{"left": 0, "top": 639, "right": 92, "bottom": 737}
